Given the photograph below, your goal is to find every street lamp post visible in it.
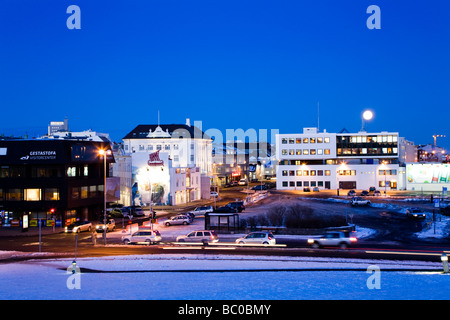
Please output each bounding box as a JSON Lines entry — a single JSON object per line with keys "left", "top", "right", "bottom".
{"left": 98, "top": 148, "right": 108, "bottom": 245}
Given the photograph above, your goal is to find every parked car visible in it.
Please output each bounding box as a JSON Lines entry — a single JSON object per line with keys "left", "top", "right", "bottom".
{"left": 350, "top": 196, "right": 371, "bottom": 206}
{"left": 347, "top": 190, "right": 356, "bottom": 196}
{"left": 189, "top": 206, "right": 214, "bottom": 216}
{"left": 121, "top": 230, "right": 162, "bottom": 245}
{"left": 303, "top": 187, "right": 311, "bottom": 192}
{"left": 307, "top": 231, "right": 357, "bottom": 249}
{"left": 65, "top": 221, "right": 92, "bottom": 233}
{"left": 108, "top": 207, "right": 132, "bottom": 218}
{"left": 312, "top": 187, "right": 320, "bottom": 192}
{"left": 180, "top": 212, "right": 194, "bottom": 222}
{"left": 213, "top": 206, "right": 236, "bottom": 213}
{"left": 210, "top": 191, "right": 219, "bottom": 198}
{"left": 235, "top": 232, "right": 276, "bottom": 246}
{"left": 369, "top": 187, "right": 376, "bottom": 192}
{"left": 238, "top": 179, "right": 247, "bottom": 186}
{"left": 226, "top": 201, "right": 245, "bottom": 212}
{"left": 163, "top": 215, "right": 191, "bottom": 226}
{"left": 373, "top": 190, "right": 381, "bottom": 196}
{"left": 176, "top": 230, "right": 218, "bottom": 244}
{"left": 252, "top": 185, "right": 267, "bottom": 191}
{"left": 360, "top": 190, "right": 370, "bottom": 196}
{"left": 406, "top": 208, "right": 427, "bottom": 219}
{"left": 127, "top": 205, "right": 145, "bottom": 217}
{"left": 95, "top": 219, "right": 116, "bottom": 233}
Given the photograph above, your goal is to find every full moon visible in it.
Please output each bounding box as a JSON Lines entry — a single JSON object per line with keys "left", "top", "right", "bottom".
{"left": 362, "top": 110, "right": 373, "bottom": 120}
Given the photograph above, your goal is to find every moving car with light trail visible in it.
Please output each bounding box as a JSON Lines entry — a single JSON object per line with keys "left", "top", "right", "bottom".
{"left": 307, "top": 231, "right": 357, "bottom": 249}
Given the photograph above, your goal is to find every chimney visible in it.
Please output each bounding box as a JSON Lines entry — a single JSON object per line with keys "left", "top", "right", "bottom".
{"left": 186, "top": 118, "right": 191, "bottom": 127}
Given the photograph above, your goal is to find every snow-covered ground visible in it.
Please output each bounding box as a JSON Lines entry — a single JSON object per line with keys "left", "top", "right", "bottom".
{"left": 1, "top": 252, "right": 449, "bottom": 300}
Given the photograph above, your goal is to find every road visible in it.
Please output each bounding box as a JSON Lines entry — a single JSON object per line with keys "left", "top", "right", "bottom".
{"left": 1, "top": 189, "right": 449, "bottom": 263}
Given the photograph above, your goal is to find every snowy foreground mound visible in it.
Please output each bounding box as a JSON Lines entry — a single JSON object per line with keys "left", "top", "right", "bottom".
{"left": 1, "top": 252, "right": 449, "bottom": 300}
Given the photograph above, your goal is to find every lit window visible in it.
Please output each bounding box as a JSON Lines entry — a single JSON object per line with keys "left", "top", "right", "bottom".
{"left": 45, "top": 188, "right": 60, "bottom": 201}
{"left": 25, "top": 188, "right": 41, "bottom": 201}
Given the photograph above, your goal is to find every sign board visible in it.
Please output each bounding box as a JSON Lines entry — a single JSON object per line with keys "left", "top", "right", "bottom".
{"left": 434, "top": 199, "right": 440, "bottom": 208}
{"left": 443, "top": 187, "right": 448, "bottom": 195}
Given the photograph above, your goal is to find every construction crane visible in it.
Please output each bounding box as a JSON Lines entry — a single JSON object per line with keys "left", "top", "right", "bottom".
{"left": 433, "top": 134, "right": 446, "bottom": 146}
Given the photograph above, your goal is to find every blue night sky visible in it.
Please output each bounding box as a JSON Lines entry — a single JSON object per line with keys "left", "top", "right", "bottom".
{"left": 0, "top": 0, "right": 449, "bottom": 149}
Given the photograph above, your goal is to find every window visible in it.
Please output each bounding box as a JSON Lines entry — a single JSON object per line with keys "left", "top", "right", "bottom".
{"left": 324, "top": 149, "right": 330, "bottom": 155}
{"left": 317, "top": 137, "right": 323, "bottom": 143}
{"left": 282, "top": 181, "right": 288, "bottom": 187}
{"left": 71, "top": 187, "right": 80, "bottom": 200}
{"left": 81, "top": 186, "right": 88, "bottom": 199}
{"left": 83, "top": 165, "right": 89, "bottom": 177}
{"left": 289, "top": 149, "right": 295, "bottom": 155}
{"left": 303, "top": 149, "right": 309, "bottom": 155}
{"left": 190, "top": 155, "right": 194, "bottom": 162}
{"left": 325, "top": 170, "right": 331, "bottom": 176}
{"left": 303, "top": 170, "right": 309, "bottom": 176}
{"left": 282, "top": 170, "right": 288, "bottom": 176}
{"left": 67, "top": 166, "right": 76, "bottom": 177}
{"left": 44, "top": 188, "right": 60, "bottom": 201}
{"left": 156, "top": 145, "right": 162, "bottom": 150}
{"left": 303, "top": 138, "right": 309, "bottom": 143}
{"left": 289, "top": 138, "right": 295, "bottom": 144}
{"left": 148, "top": 145, "right": 153, "bottom": 151}
{"left": 0, "top": 166, "right": 9, "bottom": 178}
{"left": 296, "top": 138, "right": 302, "bottom": 144}
{"left": 281, "top": 138, "right": 287, "bottom": 144}
{"left": 310, "top": 138, "right": 315, "bottom": 143}
{"left": 282, "top": 149, "right": 287, "bottom": 155}
{"left": 174, "top": 155, "right": 179, "bottom": 162}
{"left": 25, "top": 189, "right": 41, "bottom": 201}
{"left": 324, "top": 137, "right": 330, "bottom": 143}
{"left": 317, "top": 149, "right": 323, "bottom": 155}
{"left": 296, "top": 181, "right": 302, "bottom": 187}
{"left": 310, "top": 170, "right": 316, "bottom": 176}
{"left": 318, "top": 170, "right": 323, "bottom": 176}
{"left": 139, "top": 145, "right": 144, "bottom": 151}
{"left": 296, "top": 150, "right": 302, "bottom": 155}
{"left": 289, "top": 181, "right": 295, "bottom": 187}
{"left": 310, "top": 149, "right": 316, "bottom": 155}
{"left": 89, "top": 185, "right": 97, "bottom": 198}
{"left": 296, "top": 170, "right": 302, "bottom": 176}
{"left": 289, "top": 170, "right": 295, "bottom": 176}
{"left": 165, "top": 145, "right": 170, "bottom": 150}
{"left": 7, "top": 189, "right": 22, "bottom": 201}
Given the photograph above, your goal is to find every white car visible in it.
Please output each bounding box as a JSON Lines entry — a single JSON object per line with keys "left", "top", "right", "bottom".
{"left": 65, "top": 221, "right": 92, "bottom": 233}
{"left": 95, "top": 219, "right": 116, "bottom": 233}
{"left": 189, "top": 206, "right": 214, "bottom": 216}
{"left": 235, "top": 232, "right": 276, "bottom": 246}
{"left": 210, "top": 191, "right": 219, "bottom": 198}
{"left": 164, "top": 215, "right": 191, "bottom": 226}
{"left": 238, "top": 179, "right": 247, "bottom": 186}
{"left": 350, "top": 196, "right": 371, "bottom": 206}
{"left": 122, "top": 230, "right": 162, "bottom": 245}
{"left": 176, "top": 230, "right": 219, "bottom": 244}
{"left": 307, "top": 232, "right": 357, "bottom": 249}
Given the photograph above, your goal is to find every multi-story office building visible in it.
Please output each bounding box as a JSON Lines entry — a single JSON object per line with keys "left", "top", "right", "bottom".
{"left": 0, "top": 139, "right": 113, "bottom": 228}
{"left": 276, "top": 127, "right": 400, "bottom": 191}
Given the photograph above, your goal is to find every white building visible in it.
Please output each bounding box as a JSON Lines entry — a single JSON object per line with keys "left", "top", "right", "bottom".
{"left": 276, "top": 127, "right": 401, "bottom": 192}
{"left": 122, "top": 120, "right": 212, "bottom": 205}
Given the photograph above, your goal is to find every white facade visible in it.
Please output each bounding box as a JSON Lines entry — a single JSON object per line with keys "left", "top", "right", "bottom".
{"left": 122, "top": 122, "right": 212, "bottom": 205}
{"left": 276, "top": 127, "right": 400, "bottom": 191}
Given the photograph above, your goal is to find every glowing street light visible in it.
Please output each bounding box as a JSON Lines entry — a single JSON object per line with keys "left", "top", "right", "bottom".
{"left": 98, "top": 148, "right": 111, "bottom": 245}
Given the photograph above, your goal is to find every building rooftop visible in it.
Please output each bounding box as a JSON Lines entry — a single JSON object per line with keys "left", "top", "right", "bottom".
{"left": 123, "top": 124, "right": 210, "bottom": 140}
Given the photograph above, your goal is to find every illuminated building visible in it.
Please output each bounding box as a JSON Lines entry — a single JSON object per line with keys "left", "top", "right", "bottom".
{"left": 276, "top": 127, "right": 401, "bottom": 191}
{"left": 122, "top": 120, "right": 212, "bottom": 205}
{"left": 0, "top": 139, "right": 113, "bottom": 228}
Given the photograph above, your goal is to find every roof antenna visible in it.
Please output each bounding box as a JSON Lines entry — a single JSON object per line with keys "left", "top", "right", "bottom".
{"left": 158, "top": 110, "right": 160, "bottom": 126}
